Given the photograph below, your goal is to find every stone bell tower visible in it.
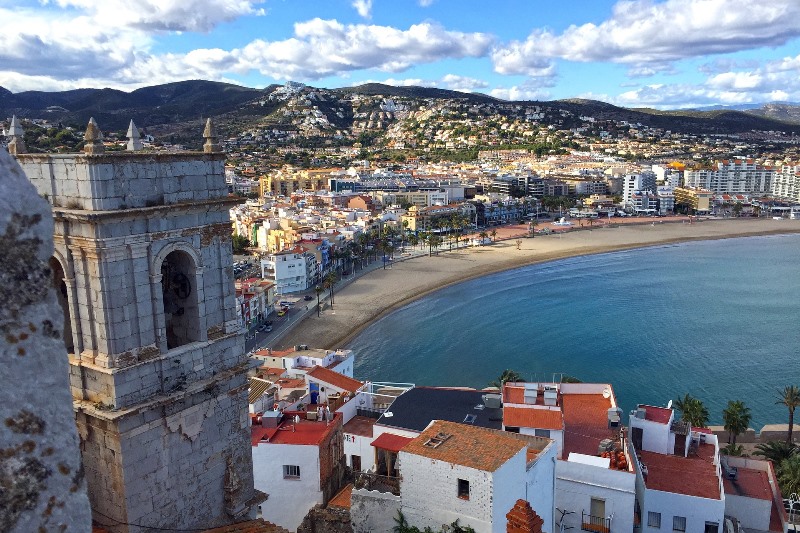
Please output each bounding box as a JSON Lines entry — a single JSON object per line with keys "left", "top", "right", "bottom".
{"left": 15, "top": 118, "right": 262, "bottom": 531}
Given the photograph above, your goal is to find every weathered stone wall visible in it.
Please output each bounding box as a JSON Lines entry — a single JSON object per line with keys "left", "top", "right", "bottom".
{"left": 0, "top": 147, "right": 92, "bottom": 532}
{"left": 297, "top": 505, "right": 353, "bottom": 533}
{"left": 82, "top": 369, "right": 255, "bottom": 531}
{"left": 17, "top": 153, "right": 227, "bottom": 211}
{"left": 350, "top": 489, "right": 400, "bottom": 533}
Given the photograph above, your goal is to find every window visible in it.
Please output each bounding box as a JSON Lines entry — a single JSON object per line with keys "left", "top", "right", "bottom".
{"left": 648, "top": 512, "right": 661, "bottom": 528}
{"left": 534, "top": 429, "right": 551, "bottom": 438}
{"left": 283, "top": 465, "right": 300, "bottom": 478}
{"left": 457, "top": 478, "right": 470, "bottom": 500}
{"left": 673, "top": 516, "right": 686, "bottom": 531}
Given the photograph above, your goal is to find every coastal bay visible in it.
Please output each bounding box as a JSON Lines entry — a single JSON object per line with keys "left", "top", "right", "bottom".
{"left": 276, "top": 218, "right": 800, "bottom": 353}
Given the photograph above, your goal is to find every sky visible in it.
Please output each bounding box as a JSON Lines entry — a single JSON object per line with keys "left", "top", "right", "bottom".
{"left": 2, "top": 0, "right": 800, "bottom": 108}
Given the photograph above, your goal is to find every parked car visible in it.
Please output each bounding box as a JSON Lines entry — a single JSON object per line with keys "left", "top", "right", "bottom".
{"left": 303, "top": 295, "right": 313, "bottom": 301}
{"left": 277, "top": 310, "right": 286, "bottom": 317}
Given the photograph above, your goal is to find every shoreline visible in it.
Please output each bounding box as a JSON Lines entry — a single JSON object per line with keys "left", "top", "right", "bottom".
{"left": 273, "top": 218, "right": 800, "bottom": 350}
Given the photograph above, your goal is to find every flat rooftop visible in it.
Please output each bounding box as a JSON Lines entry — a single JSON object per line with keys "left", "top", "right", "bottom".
{"left": 376, "top": 387, "right": 502, "bottom": 433}
{"left": 723, "top": 466, "right": 772, "bottom": 500}
{"left": 343, "top": 415, "right": 377, "bottom": 438}
{"left": 562, "top": 393, "right": 619, "bottom": 458}
{"left": 639, "top": 443, "right": 720, "bottom": 500}
{"left": 251, "top": 413, "right": 340, "bottom": 446}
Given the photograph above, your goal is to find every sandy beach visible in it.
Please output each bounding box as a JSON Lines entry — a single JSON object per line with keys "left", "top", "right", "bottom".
{"left": 275, "top": 218, "right": 800, "bottom": 350}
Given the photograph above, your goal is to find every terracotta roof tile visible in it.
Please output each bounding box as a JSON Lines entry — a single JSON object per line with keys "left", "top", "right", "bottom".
{"left": 372, "top": 433, "right": 413, "bottom": 453}
{"left": 402, "top": 420, "right": 526, "bottom": 472}
{"left": 504, "top": 406, "right": 563, "bottom": 430}
{"left": 306, "top": 365, "right": 363, "bottom": 393}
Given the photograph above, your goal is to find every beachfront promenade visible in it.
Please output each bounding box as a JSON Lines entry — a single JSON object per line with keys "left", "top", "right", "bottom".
{"left": 269, "top": 217, "right": 800, "bottom": 351}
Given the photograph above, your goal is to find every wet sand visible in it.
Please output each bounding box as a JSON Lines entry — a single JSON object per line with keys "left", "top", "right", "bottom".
{"left": 274, "top": 218, "right": 800, "bottom": 350}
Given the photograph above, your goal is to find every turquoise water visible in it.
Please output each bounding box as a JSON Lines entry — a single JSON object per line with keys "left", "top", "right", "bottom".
{"left": 349, "top": 234, "right": 800, "bottom": 428}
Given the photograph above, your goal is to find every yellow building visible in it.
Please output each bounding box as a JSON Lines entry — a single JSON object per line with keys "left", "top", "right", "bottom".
{"left": 260, "top": 167, "right": 341, "bottom": 197}
{"left": 674, "top": 186, "right": 713, "bottom": 213}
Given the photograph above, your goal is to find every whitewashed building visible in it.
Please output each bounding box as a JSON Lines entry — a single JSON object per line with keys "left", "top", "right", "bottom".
{"left": 260, "top": 246, "right": 316, "bottom": 293}
{"left": 397, "top": 420, "right": 556, "bottom": 533}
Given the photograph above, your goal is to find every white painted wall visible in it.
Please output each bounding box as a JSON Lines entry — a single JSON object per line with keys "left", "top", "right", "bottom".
{"left": 521, "top": 427, "right": 563, "bottom": 459}
{"left": 400, "top": 453, "right": 495, "bottom": 533}
{"left": 555, "top": 460, "right": 636, "bottom": 533}
{"left": 641, "top": 489, "right": 724, "bottom": 533}
{"left": 344, "top": 430, "right": 374, "bottom": 470}
{"left": 630, "top": 416, "right": 674, "bottom": 455}
{"left": 525, "top": 442, "right": 557, "bottom": 533}
{"left": 252, "top": 443, "right": 321, "bottom": 531}
{"left": 725, "top": 494, "right": 771, "bottom": 531}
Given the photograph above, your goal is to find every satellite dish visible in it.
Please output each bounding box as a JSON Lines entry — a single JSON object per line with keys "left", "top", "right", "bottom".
{"left": 602, "top": 388, "right": 611, "bottom": 399}
{"left": 667, "top": 400, "right": 673, "bottom": 409}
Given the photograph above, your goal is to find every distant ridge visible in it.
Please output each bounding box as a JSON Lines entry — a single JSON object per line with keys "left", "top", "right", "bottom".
{"left": 3, "top": 79, "right": 800, "bottom": 139}
{"left": 0, "top": 80, "right": 264, "bottom": 130}
{"left": 335, "top": 83, "right": 499, "bottom": 104}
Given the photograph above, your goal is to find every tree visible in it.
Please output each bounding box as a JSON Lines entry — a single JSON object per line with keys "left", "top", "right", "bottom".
{"left": 478, "top": 230, "right": 489, "bottom": 244}
{"left": 777, "top": 385, "right": 800, "bottom": 443}
{"left": 528, "top": 219, "right": 538, "bottom": 238}
{"left": 490, "top": 228, "right": 497, "bottom": 242}
{"left": 314, "top": 285, "right": 324, "bottom": 317}
{"left": 232, "top": 234, "right": 251, "bottom": 254}
{"left": 778, "top": 455, "right": 800, "bottom": 496}
{"left": 489, "top": 369, "right": 525, "bottom": 389}
{"left": 673, "top": 393, "right": 710, "bottom": 428}
{"left": 732, "top": 202, "right": 743, "bottom": 217}
{"left": 754, "top": 440, "right": 797, "bottom": 464}
{"left": 323, "top": 272, "right": 338, "bottom": 308}
{"left": 723, "top": 400, "right": 752, "bottom": 445}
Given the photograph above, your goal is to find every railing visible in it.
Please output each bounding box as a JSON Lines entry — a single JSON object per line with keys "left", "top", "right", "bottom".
{"left": 353, "top": 471, "right": 400, "bottom": 495}
{"left": 581, "top": 511, "right": 611, "bottom": 533}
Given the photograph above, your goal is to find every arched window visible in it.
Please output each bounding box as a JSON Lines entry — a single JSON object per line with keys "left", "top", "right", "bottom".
{"left": 160, "top": 250, "right": 200, "bottom": 349}
{"left": 49, "top": 257, "right": 74, "bottom": 354}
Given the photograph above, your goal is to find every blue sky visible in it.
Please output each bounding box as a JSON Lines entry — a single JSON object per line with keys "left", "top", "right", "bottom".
{"left": 2, "top": 0, "right": 800, "bottom": 108}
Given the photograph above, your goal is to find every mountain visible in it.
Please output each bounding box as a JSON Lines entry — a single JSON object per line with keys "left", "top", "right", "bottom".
{"left": 0, "top": 80, "right": 264, "bottom": 130}
{"left": 4, "top": 80, "right": 800, "bottom": 146}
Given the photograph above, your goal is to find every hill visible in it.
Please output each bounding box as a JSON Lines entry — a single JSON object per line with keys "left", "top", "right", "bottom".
{"left": 0, "top": 80, "right": 264, "bottom": 131}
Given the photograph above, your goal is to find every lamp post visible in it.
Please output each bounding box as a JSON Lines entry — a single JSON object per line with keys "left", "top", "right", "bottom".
{"left": 314, "top": 285, "right": 323, "bottom": 318}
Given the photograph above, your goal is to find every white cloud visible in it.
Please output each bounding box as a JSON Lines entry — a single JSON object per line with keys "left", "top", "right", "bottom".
{"left": 492, "top": 0, "right": 800, "bottom": 76}
{"left": 440, "top": 74, "right": 489, "bottom": 91}
{"left": 49, "top": 0, "right": 265, "bottom": 32}
{"left": 351, "top": 0, "right": 373, "bottom": 19}
{"left": 418, "top": 0, "right": 436, "bottom": 5}
{"left": 490, "top": 84, "right": 550, "bottom": 102}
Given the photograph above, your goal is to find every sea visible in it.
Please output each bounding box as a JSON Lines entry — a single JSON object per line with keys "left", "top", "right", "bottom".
{"left": 349, "top": 233, "right": 800, "bottom": 429}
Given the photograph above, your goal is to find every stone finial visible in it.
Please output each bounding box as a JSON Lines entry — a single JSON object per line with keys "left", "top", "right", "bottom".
{"left": 83, "top": 117, "right": 104, "bottom": 155}
{"left": 6, "top": 115, "right": 26, "bottom": 155}
{"left": 203, "top": 118, "right": 221, "bottom": 153}
{"left": 126, "top": 119, "right": 143, "bottom": 151}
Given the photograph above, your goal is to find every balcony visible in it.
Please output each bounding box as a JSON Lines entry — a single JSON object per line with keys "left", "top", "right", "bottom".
{"left": 353, "top": 471, "right": 400, "bottom": 495}
{"left": 582, "top": 511, "right": 611, "bottom": 533}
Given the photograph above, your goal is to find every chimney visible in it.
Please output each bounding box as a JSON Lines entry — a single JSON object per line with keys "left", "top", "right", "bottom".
{"left": 506, "top": 499, "right": 544, "bottom": 533}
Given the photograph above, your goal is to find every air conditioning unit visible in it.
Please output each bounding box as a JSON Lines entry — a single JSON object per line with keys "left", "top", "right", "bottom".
{"left": 482, "top": 394, "right": 502, "bottom": 409}
{"left": 635, "top": 407, "right": 647, "bottom": 419}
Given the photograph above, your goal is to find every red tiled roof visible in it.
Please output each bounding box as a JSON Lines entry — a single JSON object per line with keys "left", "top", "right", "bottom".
{"left": 306, "top": 365, "right": 363, "bottom": 393}
{"left": 504, "top": 406, "right": 563, "bottom": 430}
{"left": 402, "top": 420, "right": 526, "bottom": 472}
{"left": 372, "top": 432, "right": 413, "bottom": 453}
{"left": 639, "top": 444, "right": 720, "bottom": 499}
{"left": 264, "top": 414, "right": 341, "bottom": 446}
{"left": 327, "top": 483, "right": 353, "bottom": 510}
{"left": 641, "top": 405, "right": 672, "bottom": 424}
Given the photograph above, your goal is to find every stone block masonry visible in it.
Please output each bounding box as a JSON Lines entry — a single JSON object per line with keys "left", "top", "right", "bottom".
{"left": 14, "top": 134, "right": 263, "bottom": 532}
{"left": 0, "top": 147, "right": 92, "bottom": 532}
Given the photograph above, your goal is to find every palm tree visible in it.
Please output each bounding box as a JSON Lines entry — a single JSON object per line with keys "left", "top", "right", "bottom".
{"left": 528, "top": 219, "right": 538, "bottom": 238}
{"left": 674, "top": 393, "right": 710, "bottom": 428}
{"left": 478, "top": 230, "right": 488, "bottom": 245}
{"left": 723, "top": 400, "right": 752, "bottom": 445}
{"left": 777, "top": 385, "right": 800, "bottom": 443}
{"left": 490, "top": 228, "right": 497, "bottom": 242}
{"left": 754, "top": 440, "right": 797, "bottom": 464}
{"left": 778, "top": 455, "right": 800, "bottom": 496}
{"left": 489, "top": 369, "right": 525, "bottom": 389}
{"left": 323, "top": 271, "right": 338, "bottom": 308}
{"left": 314, "top": 285, "right": 324, "bottom": 317}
